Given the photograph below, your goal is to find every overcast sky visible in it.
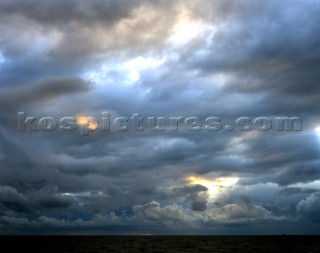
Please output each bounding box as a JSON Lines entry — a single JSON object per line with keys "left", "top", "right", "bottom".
{"left": 0, "top": 0, "right": 320, "bottom": 235}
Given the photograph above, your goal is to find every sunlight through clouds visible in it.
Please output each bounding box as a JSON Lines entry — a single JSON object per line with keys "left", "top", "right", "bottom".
{"left": 76, "top": 114, "right": 99, "bottom": 130}
{"left": 83, "top": 56, "right": 165, "bottom": 87}
{"left": 187, "top": 176, "right": 239, "bottom": 200}
{"left": 0, "top": 0, "right": 319, "bottom": 235}
{"left": 168, "top": 7, "right": 211, "bottom": 46}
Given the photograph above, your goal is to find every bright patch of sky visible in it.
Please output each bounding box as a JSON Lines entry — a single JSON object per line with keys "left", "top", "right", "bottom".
{"left": 187, "top": 176, "right": 239, "bottom": 200}
{"left": 83, "top": 56, "right": 166, "bottom": 87}
{"left": 167, "top": 7, "right": 216, "bottom": 47}
{"left": 0, "top": 51, "right": 5, "bottom": 64}
{"left": 289, "top": 180, "right": 320, "bottom": 190}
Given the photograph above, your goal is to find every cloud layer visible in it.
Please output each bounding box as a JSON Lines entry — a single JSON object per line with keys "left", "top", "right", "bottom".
{"left": 0, "top": 0, "right": 319, "bottom": 234}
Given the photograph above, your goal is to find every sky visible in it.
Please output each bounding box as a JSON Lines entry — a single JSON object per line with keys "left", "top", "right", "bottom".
{"left": 0, "top": 0, "right": 320, "bottom": 235}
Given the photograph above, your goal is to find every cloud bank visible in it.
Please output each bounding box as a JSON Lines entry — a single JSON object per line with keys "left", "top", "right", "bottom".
{"left": 0, "top": 0, "right": 319, "bottom": 234}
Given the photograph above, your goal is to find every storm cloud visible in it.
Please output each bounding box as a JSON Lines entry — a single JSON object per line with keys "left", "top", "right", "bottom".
{"left": 0, "top": 0, "right": 319, "bottom": 235}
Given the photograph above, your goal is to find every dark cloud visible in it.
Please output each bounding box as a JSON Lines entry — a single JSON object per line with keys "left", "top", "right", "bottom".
{"left": 0, "top": 77, "right": 90, "bottom": 113}
{"left": 173, "top": 185, "right": 208, "bottom": 195}
{"left": 189, "top": 192, "right": 208, "bottom": 212}
{"left": 0, "top": 185, "right": 73, "bottom": 214}
{"left": 273, "top": 164, "right": 320, "bottom": 186}
{"left": 0, "top": 0, "right": 319, "bottom": 234}
{"left": 173, "top": 184, "right": 209, "bottom": 211}
{"left": 0, "top": 185, "right": 32, "bottom": 213}
{"left": 297, "top": 192, "right": 320, "bottom": 223}
{"left": 0, "top": 0, "right": 141, "bottom": 25}
{"left": 278, "top": 187, "right": 319, "bottom": 196}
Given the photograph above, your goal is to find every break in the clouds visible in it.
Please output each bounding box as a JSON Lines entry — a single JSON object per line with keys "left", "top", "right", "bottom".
{"left": 0, "top": 0, "right": 320, "bottom": 235}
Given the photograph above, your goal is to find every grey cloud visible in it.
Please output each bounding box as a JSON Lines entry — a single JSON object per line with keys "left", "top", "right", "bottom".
{"left": 0, "top": 212, "right": 123, "bottom": 234}
{"left": 189, "top": 191, "right": 208, "bottom": 212}
{"left": 0, "top": 0, "right": 145, "bottom": 25}
{"left": 0, "top": 76, "right": 90, "bottom": 113}
{"left": 173, "top": 185, "right": 208, "bottom": 195}
{"left": 273, "top": 164, "right": 320, "bottom": 186}
{"left": 0, "top": 185, "right": 73, "bottom": 213}
{"left": 0, "top": 185, "right": 32, "bottom": 213}
{"left": 206, "top": 204, "right": 284, "bottom": 224}
{"left": 278, "top": 187, "right": 319, "bottom": 196}
{"left": 0, "top": 0, "right": 178, "bottom": 87}
{"left": 0, "top": 0, "right": 319, "bottom": 234}
{"left": 297, "top": 192, "right": 320, "bottom": 223}
{"left": 131, "top": 197, "right": 284, "bottom": 229}
{"left": 173, "top": 184, "right": 209, "bottom": 211}
{"left": 186, "top": 0, "right": 320, "bottom": 118}
{"left": 32, "top": 186, "right": 74, "bottom": 210}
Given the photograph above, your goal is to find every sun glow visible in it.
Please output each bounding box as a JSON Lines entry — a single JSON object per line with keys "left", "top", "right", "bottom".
{"left": 76, "top": 115, "right": 99, "bottom": 130}
{"left": 187, "top": 176, "right": 239, "bottom": 199}
{"left": 316, "top": 127, "right": 320, "bottom": 137}
{"left": 168, "top": 8, "right": 205, "bottom": 46}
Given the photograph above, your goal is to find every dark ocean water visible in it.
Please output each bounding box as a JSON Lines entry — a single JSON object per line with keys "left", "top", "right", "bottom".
{"left": 1, "top": 236, "right": 320, "bottom": 253}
